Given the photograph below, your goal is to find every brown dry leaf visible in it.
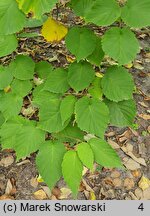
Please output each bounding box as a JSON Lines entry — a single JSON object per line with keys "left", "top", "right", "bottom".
{"left": 133, "top": 62, "right": 144, "bottom": 70}
{"left": 5, "top": 179, "right": 13, "bottom": 195}
{"left": 30, "top": 177, "right": 38, "bottom": 188}
{"left": 138, "top": 176, "right": 150, "bottom": 191}
{"left": 0, "top": 195, "right": 14, "bottom": 200}
{"left": 131, "top": 170, "right": 141, "bottom": 178}
{"left": 82, "top": 179, "right": 94, "bottom": 192}
{"left": 121, "top": 143, "right": 147, "bottom": 166}
{"left": 123, "top": 157, "right": 141, "bottom": 170}
{"left": 123, "top": 178, "right": 135, "bottom": 190}
{"left": 105, "top": 131, "right": 115, "bottom": 137}
{"left": 83, "top": 190, "right": 90, "bottom": 199}
{"left": 41, "top": 17, "right": 68, "bottom": 43}
{"left": 59, "top": 188, "right": 72, "bottom": 199}
{"left": 113, "top": 178, "right": 122, "bottom": 187}
{"left": 107, "top": 139, "right": 120, "bottom": 149}
{"left": 138, "top": 101, "right": 148, "bottom": 108}
{"left": 52, "top": 187, "right": 61, "bottom": 198}
{"left": 34, "top": 189, "right": 47, "bottom": 200}
{"left": 138, "top": 114, "right": 150, "bottom": 120}
{"left": 111, "top": 170, "right": 121, "bottom": 178}
{"left": 143, "top": 187, "right": 150, "bottom": 199}
{"left": 0, "top": 156, "right": 14, "bottom": 167}
{"left": 41, "top": 186, "right": 51, "bottom": 198}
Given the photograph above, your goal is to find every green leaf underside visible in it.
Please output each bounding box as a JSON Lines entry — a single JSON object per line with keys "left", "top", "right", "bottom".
{"left": 121, "top": 0, "right": 150, "bottom": 28}
{"left": 0, "top": 116, "right": 45, "bottom": 160}
{"left": 36, "top": 140, "right": 66, "bottom": 189}
{"left": 102, "top": 27, "right": 139, "bottom": 65}
{"left": 88, "top": 77, "right": 103, "bottom": 100}
{"left": 60, "top": 95, "right": 77, "bottom": 125}
{"left": 87, "top": 37, "right": 104, "bottom": 66}
{"left": 43, "top": 68, "right": 70, "bottom": 93}
{"left": 0, "top": 0, "right": 26, "bottom": 35}
{"left": 0, "top": 35, "right": 18, "bottom": 58}
{"left": 70, "top": 0, "right": 121, "bottom": 26}
{"left": 35, "top": 61, "right": 53, "bottom": 79}
{"left": 0, "top": 93, "right": 23, "bottom": 119}
{"left": 68, "top": 61, "right": 95, "bottom": 92}
{"left": 105, "top": 99, "right": 136, "bottom": 127}
{"left": 52, "top": 123, "right": 84, "bottom": 144}
{"left": 101, "top": 66, "right": 134, "bottom": 102}
{"left": 17, "top": 0, "right": 57, "bottom": 19}
{"left": 75, "top": 96, "right": 109, "bottom": 138}
{"left": 62, "top": 150, "right": 83, "bottom": 196}
{"left": 77, "top": 142, "right": 94, "bottom": 170}
{"left": 89, "top": 138, "right": 122, "bottom": 168}
{"left": 0, "top": 66, "right": 13, "bottom": 90}
{"left": 38, "top": 99, "right": 70, "bottom": 133}
{"left": 11, "top": 79, "right": 32, "bottom": 97}
{"left": 10, "top": 55, "right": 35, "bottom": 80}
{"left": 65, "top": 27, "right": 97, "bottom": 61}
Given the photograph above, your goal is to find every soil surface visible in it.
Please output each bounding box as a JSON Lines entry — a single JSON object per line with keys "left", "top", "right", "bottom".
{"left": 0, "top": 6, "right": 150, "bottom": 200}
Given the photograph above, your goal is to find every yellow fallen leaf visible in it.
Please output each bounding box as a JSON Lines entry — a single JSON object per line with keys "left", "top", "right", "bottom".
{"left": 89, "top": 191, "right": 96, "bottom": 200}
{"left": 95, "top": 72, "right": 103, "bottom": 78}
{"left": 4, "top": 85, "right": 11, "bottom": 93}
{"left": 34, "top": 189, "right": 47, "bottom": 200}
{"left": 37, "top": 174, "right": 44, "bottom": 183}
{"left": 66, "top": 55, "right": 76, "bottom": 63}
{"left": 125, "top": 63, "right": 133, "bottom": 69}
{"left": 41, "top": 17, "right": 68, "bottom": 43}
{"left": 138, "top": 176, "right": 150, "bottom": 191}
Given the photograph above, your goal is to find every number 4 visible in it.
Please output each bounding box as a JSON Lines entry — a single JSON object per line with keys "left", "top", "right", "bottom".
{"left": 138, "top": 203, "right": 144, "bottom": 211}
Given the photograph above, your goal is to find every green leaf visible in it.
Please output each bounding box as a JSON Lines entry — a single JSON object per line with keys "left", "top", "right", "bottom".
{"left": 10, "top": 55, "right": 35, "bottom": 80}
{"left": 25, "top": 15, "right": 48, "bottom": 28}
{"left": 0, "top": 0, "right": 26, "bottom": 35}
{"left": 68, "top": 61, "right": 95, "bottom": 92}
{"left": 89, "top": 138, "right": 122, "bottom": 168}
{"left": 62, "top": 150, "right": 83, "bottom": 196}
{"left": 88, "top": 77, "right": 103, "bottom": 100}
{"left": 0, "top": 117, "right": 45, "bottom": 160}
{"left": 87, "top": 37, "right": 104, "bottom": 66}
{"left": 75, "top": 96, "right": 109, "bottom": 138}
{"left": 0, "top": 66, "right": 13, "bottom": 90}
{"left": 36, "top": 140, "right": 66, "bottom": 189}
{"left": 32, "top": 85, "right": 61, "bottom": 108}
{"left": 70, "top": 0, "right": 121, "bottom": 26}
{"left": 17, "top": 0, "right": 57, "bottom": 19}
{"left": 43, "top": 68, "right": 70, "bottom": 93}
{"left": 0, "top": 35, "right": 18, "bottom": 58}
{"left": 0, "top": 116, "right": 26, "bottom": 149}
{"left": 52, "top": 123, "right": 84, "bottom": 144}
{"left": 38, "top": 99, "right": 70, "bottom": 133}
{"left": 11, "top": 79, "right": 32, "bottom": 97}
{"left": 0, "top": 93, "right": 23, "bottom": 119}
{"left": 101, "top": 66, "right": 134, "bottom": 102}
{"left": 0, "top": 112, "right": 5, "bottom": 127}
{"left": 121, "top": 0, "right": 150, "bottom": 28}
{"left": 60, "top": 95, "right": 77, "bottom": 125}
{"left": 35, "top": 61, "right": 53, "bottom": 79}
{"left": 105, "top": 99, "right": 136, "bottom": 127}
{"left": 76, "top": 142, "right": 94, "bottom": 170}
{"left": 102, "top": 27, "right": 139, "bottom": 65}
{"left": 65, "top": 27, "right": 97, "bottom": 61}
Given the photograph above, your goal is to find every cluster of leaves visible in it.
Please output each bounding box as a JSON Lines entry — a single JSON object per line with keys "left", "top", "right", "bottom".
{"left": 0, "top": 0, "right": 150, "bottom": 196}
